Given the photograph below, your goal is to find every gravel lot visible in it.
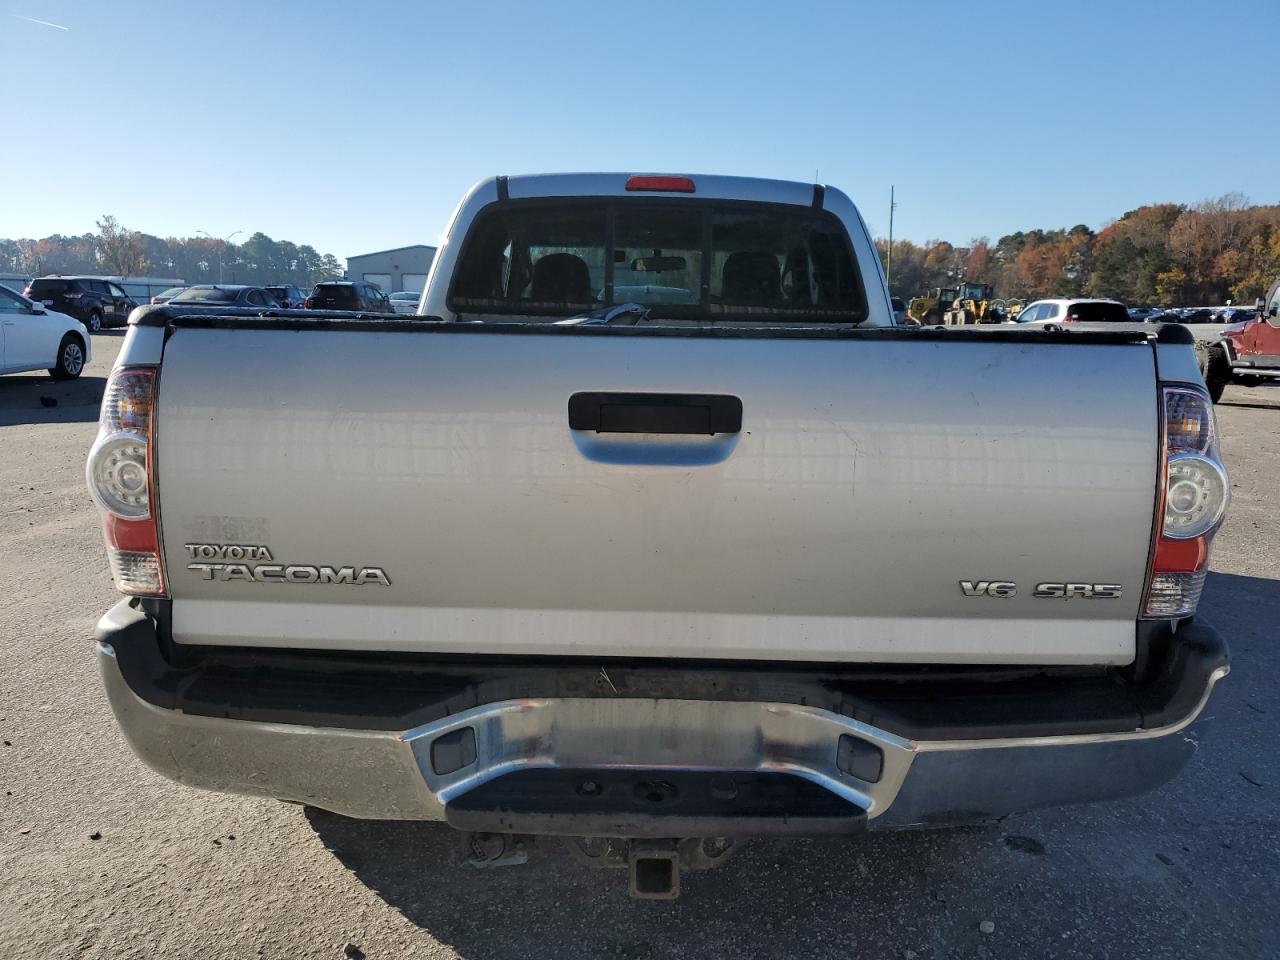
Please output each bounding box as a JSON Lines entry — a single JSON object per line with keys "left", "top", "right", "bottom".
{"left": 2, "top": 332, "right": 1277, "bottom": 959}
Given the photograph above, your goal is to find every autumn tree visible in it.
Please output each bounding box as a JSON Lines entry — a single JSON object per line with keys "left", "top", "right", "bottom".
{"left": 95, "top": 215, "right": 148, "bottom": 277}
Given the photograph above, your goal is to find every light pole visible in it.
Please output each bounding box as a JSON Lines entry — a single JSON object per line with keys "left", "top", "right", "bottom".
{"left": 196, "top": 229, "right": 243, "bottom": 284}
{"left": 886, "top": 185, "right": 896, "bottom": 289}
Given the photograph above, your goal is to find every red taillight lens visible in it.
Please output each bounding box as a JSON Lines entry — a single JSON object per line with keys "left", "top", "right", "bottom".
{"left": 303, "top": 297, "right": 315, "bottom": 308}
{"left": 1142, "top": 386, "right": 1228, "bottom": 618}
{"left": 86, "top": 368, "right": 166, "bottom": 597}
{"left": 625, "top": 175, "right": 696, "bottom": 193}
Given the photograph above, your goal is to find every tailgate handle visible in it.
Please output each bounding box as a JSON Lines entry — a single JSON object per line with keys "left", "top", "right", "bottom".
{"left": 568, "top": 392, "right": 742, "bottom": 435}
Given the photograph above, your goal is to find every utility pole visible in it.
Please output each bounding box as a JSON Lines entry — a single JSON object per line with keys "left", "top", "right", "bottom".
{"left": 886, "top": 185, "right": 896, "bottom": 289}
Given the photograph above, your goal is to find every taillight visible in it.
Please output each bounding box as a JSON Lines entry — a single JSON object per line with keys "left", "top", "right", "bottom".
{"left": 625, "top": 175, "right": 696, "bottom": 193}
{"left": 86, "top": 368, "right": 166, "bottom": 597}
{"left": 1142, "top": 386, "right": 1228, "bottom": 618}
{"left": 64, "top": 291, "right": 84, "bottom": 299}
{"left": 303, "top": 297, "right": 315, "bottom": 308}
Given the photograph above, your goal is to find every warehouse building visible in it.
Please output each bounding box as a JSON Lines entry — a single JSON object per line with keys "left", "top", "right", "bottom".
{"left": 346, "top": 245, "right": 436, "bottom": 294}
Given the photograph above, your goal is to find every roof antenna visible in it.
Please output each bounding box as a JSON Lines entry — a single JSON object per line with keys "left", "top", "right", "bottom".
{"left": 814, "top": 168, "right": 820, "bottom": 184}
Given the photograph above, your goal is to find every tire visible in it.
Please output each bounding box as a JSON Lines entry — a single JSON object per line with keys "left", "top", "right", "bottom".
{"left": 1204, "top": 348, "right": 1230, "bottom": 403}
{"left": 48, "top": 334, "right": 86, "bottom": 380}
{"left": 86, "top": 310, "right": 103, "bottom": 333}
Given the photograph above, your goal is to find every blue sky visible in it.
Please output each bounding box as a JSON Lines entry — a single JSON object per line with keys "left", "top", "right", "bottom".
{"left": 5, "top": 0, "right": 1274, "bottom": 259}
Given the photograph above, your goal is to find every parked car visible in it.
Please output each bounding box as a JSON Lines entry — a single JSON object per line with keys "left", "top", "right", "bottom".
{"left": 0, "top": 283, "right": 91, "bottom": 379}
{"left": 1177, "top": 308, "right": 1216, "bottom": 324}
{"left": 1015, "top": 298, "right": 1129, "bottom": 325}
{"left": 168, "top": 285, "right": 282, "bottom": 308}
{"left": 1215, "top": 307, "right": 1255, "bottom": 324}
{"left": 265, "top": 285, "right": 307, "bottom": 309}
{"left": 1203, "top": 276, "right": 1280, "bottom": 401}
{"left": 150, "top": 287, "right": 187, "bottom": 305}
{"left": 303, "top": 280, "right": 393, "bottom": 312}
{"left": 1128, "top": 306, "right": 1159, "bottom": 321}
{"left": 91, "top": 173, "right": 1229, "bottom": 901}
{"left": 388, "top": 291, "right": 422, "bottom": 315}
{"left": 24, "top": 276, "right": 137, "bottom": 332}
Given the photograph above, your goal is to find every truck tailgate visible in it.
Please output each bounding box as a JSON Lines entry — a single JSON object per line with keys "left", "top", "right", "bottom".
{"left": 156, "top": 326, "right": 1158, "bottom": 664}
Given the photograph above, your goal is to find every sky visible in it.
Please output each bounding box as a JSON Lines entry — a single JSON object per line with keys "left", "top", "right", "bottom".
{"left": 3, "top": 0, "right": 1276, "bottom": 261}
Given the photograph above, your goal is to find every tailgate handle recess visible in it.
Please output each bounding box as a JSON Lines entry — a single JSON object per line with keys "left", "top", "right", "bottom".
{"left": 568, "top": 393, "right": 742, "bottom": 435}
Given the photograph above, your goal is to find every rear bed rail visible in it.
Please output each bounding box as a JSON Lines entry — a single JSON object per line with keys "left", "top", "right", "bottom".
{"left": 130, "top": 303, "right": 1191, "bottom": 346}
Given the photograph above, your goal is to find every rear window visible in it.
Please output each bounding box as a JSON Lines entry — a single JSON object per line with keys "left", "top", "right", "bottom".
{"left": 28, "top": 279, "right": 74, "bottom": 295}
{"left": 172, "top": 287, "right": 240, "bottom": 303}
{"left": 312, "top": 285, "right": 357, "bottom": 301}
{"left": 1065, "top": 302, "right": 1129, "bottom": 323}
{"left": 449, "top": 199, "right": 866, "bottom": 323}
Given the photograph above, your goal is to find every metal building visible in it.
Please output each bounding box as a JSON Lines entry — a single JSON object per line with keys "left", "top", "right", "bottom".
{"left": 346, "top": 245, "right": 437, "bottom": 294}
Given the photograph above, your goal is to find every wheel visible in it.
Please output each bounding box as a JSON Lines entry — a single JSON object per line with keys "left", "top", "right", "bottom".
{"left": 86, "top": 310, "right": 103, "bottom": 333}
{"left": 48, "top": 334, "right": 86, "bottom": 380}
{"left": 1204, "top": 348, "right": 1230, "bottom": 403}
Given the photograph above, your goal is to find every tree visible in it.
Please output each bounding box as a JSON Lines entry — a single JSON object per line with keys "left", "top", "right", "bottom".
{"left": 1154, "top": 265, "right": 1192, "bottom": 305}
{"left": 95, "top": 215, "right": 148, "bottom": 277}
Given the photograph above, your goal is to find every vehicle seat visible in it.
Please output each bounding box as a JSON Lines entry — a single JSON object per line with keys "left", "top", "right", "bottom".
{"left": 721, "top": 251, "right": 781, "bottom": 303}
{"left": 531, "top": 253, "right": 592, "bottom": 302}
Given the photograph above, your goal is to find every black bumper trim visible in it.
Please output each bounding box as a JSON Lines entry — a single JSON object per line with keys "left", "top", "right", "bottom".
{"left": 99, "top": 599, "right": 1228, "bottom": 743}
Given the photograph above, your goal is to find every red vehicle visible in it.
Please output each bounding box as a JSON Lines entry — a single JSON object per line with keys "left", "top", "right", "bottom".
{"left": 1205, "top": 277, "right": 1280, "bottom": 402}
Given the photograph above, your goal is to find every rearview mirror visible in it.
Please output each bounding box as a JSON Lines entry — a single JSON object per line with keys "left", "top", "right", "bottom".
{"left": 631, "top": 256, "right": 687, "bottom": 273}
{"left": 30, "top": 302, "right": 45, "bottom": 314}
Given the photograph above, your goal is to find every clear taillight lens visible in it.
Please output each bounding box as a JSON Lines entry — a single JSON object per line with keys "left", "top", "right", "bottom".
{"left": 86, "top": 368, "right": 165, "bottom": 597}
{"left": 1142, "top": 387, "right": 1228, "bottom": 619}
{"left": 108, "top": 551, "right": 164, "bottom": 594}
{"left": 1163, "top": 454, "right": 1229, "bottom": 539}
{"left": 87, "top": 434, "right": 150, "bottom": 519}
{"left": 1145, "top": 571, "right": 1208, "bottom": 619}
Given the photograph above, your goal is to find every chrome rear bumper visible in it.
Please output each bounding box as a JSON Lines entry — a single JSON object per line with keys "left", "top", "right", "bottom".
{"left": 97, "top": 636, "right": 1228, "bottom": 830}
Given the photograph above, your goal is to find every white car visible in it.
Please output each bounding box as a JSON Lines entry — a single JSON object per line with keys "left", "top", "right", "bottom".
{"left": 0, "top": 283, "right": 91, "bottom": 379}
{"left": 388, "top": 291, "right": 422, "bottom": 315}
{"left": 1015, "top": 298, "right": 1129, "bottom": 326}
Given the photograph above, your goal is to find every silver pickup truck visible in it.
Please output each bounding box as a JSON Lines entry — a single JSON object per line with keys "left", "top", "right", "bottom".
{"left": 90, "top": 174, "right": 1230, "bottom": 898}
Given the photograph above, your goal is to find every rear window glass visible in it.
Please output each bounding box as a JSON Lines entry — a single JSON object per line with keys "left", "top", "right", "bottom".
{"left": 28, "top": 279, "right": 73, "bottom": 295}
{"left": 172, "top": 287, "right": 240, "bottom": 303}
{"left": 1065, "top": 302, "right": 1129, "bottom": 323}
{"left": 449, "top": 199, "right": 866, "bottom": 323}
{"left": 312, "top": 285, "right": 356, "bottom": 298}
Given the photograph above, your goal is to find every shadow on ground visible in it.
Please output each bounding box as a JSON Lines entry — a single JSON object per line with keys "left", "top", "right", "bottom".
{"left": 0, "top": 374, "right": 105, "bottom": 426}
{"left": 305, "top": 808, "right": 1008, "bottom": 958}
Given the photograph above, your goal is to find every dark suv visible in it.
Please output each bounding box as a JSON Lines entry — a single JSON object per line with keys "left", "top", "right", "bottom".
{"left": 265, "top": 285, "right": 307, "bottom": 309}
{"left": 24, "top": 276, "right": 138, "bottom": 331}
{"left": 304, "top": 281, "right": 393, "bottom": 313}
